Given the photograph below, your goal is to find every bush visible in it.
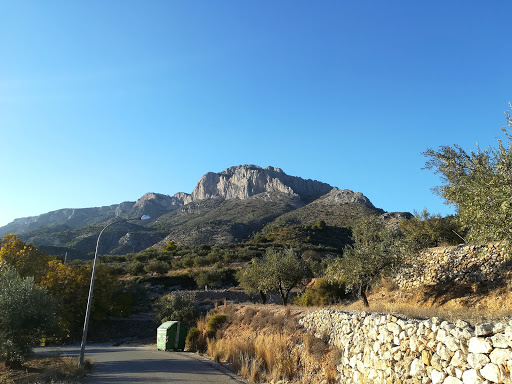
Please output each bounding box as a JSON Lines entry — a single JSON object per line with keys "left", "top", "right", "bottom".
{"left": 185, "top": 327, "right": 205, "bottom": 352}
{"left": 144, "top": 260, "right": 169, "bottom": 275}
{"left": 294, "top": 278, "right": 346, "bottom": 307}
{"left": 206, "top": 313, "right": 228, "bottom": 337}
{"left": 154, "top": 292, "right": 199, "bottom": 327}
{"left": 127, "top": 261, "right": 145, "bottom": 275}
{"left": 0, "top": 268, "right": 58, "bottom": 367}
{"left": 193, "top": 269, "right": 224, "bottom": 289}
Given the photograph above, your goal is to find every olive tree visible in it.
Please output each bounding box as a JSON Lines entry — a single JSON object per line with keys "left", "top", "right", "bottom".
{"left": 423, "top": 105, "right": 512, "bottom": 246}
{"left": 238, "top": 248, "right": 312, "bottom": 305}
{"left": 0, "top": 268, "right": 57, "bottom": 367}
{"left": 326, "top": 215, "right": 403, "bottom": 307}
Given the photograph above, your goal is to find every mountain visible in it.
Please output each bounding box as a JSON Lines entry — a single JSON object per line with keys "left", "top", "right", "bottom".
{"left": 190, "top": 165, "right": 332, "bottom": 203}
{"left": 0, "top": 165, "right": 406, "bottom": 255}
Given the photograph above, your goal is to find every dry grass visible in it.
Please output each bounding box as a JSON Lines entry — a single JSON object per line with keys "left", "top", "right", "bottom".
{"left": 340, "top": 283, "right": 512, "bottom": 325}
{"left": 0, "top": 356, "right": 89, "bottom": 384}
{"left": 204, "top": 305, "right": 338, "bottom": 384}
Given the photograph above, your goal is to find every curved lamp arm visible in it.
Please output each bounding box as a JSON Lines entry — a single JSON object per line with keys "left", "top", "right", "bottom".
{"left": 78, "top": 215, "right": 150, "bottom": 367}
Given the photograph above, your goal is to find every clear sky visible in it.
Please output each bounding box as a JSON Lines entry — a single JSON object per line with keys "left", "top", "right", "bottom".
{"left": 1, "top": 1, "right": 511, "bottom": 227}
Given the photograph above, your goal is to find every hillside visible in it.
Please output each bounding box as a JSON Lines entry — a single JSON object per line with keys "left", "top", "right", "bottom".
{"left": 0, "top": 165, "right": 409, "bottom": 256}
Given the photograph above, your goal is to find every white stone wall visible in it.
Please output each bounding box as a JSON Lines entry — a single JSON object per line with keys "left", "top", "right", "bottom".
{"left": 300, "top": 309, "right": 512, "bottom": 383}
{"left": 396, "top": 243, "right": 508, "bottom": 290}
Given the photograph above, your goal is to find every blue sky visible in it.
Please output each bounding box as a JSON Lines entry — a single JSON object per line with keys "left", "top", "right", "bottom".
{"left": 1, "top": 1, "right": 511, "bottom": 227}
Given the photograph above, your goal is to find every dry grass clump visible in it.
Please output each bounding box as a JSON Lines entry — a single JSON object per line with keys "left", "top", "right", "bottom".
{"left": 0, "top": 356, "right": 90, "bottom": 384}
{"left": 207, "top": 326, "right": 297, "bottom": 382}
{"left": 343, "top": 283, "right": 512, "bottom": 325}
{"left": 202, "top": 305, "right": 338, "bottom": 384}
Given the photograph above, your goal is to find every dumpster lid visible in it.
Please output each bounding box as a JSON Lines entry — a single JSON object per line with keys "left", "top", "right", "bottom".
{"left": 158, "top": 321, "right": 179, "bottom": 330}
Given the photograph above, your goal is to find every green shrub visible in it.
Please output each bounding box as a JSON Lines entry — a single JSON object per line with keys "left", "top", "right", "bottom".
{"left": 206, "top": 313, "right": 228, "bottom": 337}
{"left": 127, "top": 261, "right": 145, "bottom": 275}
{"left": 154, "top": 292, "right": 199, "bottom": 327}
{"left": 144, "top": 260, "right": 169, "bottom": 275}
{"left": 185, "top": 327, "right": 205, "bottom": 352}
{"left": 294, "top": 278, "right": 346, "bottom": 307}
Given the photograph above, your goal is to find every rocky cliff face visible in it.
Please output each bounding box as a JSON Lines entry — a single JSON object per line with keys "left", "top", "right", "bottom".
{"left": 318, "top": 187, "right": 376, "bottom": 208}
{"left": 190, "top": 165, "right": 333, "bottom": 203}
{"left": 131, "top": 192, "right": 190, "bottom": 219}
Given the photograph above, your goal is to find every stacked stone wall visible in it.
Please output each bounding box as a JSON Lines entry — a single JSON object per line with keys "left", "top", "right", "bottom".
{"left": 300, "top": 309, "right": 512, "bottom": 383}
{"left": 395, "top": 243, "right": 510, "bottom": 290}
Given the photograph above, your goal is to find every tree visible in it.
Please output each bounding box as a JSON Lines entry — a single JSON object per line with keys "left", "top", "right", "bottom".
{"left": 236, "top": 261, "right": 271, "bottom": 303}
{"left": 400, "top": 208, "right": 463, "bottom": 249}
{"left": 326, "top": 215, "right": 402, "bottom": 307}
{"left": 154, "top": 292, "right": 199, "bottom": 326}
{"left": 0, "top": 267, "right": 57, "bottom": 367}
{"left": 193, "top": 269, "right": 223, "bottom": 290}
{"left": 144, "top": 260, "right": 170, "bottom": 275}
{"left": 424, "top": 105, "right": 512, "bottom": 245}
{"left": 238, "top": 248, "right": 312, "bottom": 305}
{"left": 0, "top": 234, "right": 51, "bottom": 282}
{"left": 40, "top": 261, "right": 133, "bottom": 340}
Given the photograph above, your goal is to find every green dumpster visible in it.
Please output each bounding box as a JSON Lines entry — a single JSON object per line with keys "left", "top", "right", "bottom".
{"left": 157, "top": 321, "right": 188, "bottom": 351}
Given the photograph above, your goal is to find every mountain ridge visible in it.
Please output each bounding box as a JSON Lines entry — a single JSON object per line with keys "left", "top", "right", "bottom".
{"left": 0, "top": 165, "right": 405, "bottom": 255}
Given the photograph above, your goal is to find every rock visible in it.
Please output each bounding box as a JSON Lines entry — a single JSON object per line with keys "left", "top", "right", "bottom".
{"left": 480, "top": 363, "right": 502, "bottom": 383}
{"left": 190, "top": 165, "right": 333, "bottom": 202}
{"left": 431, "top": 369, "right": 446, "bottom": 384}
{"left": 422, "top": 350, "right": 432, "bottom": 366}
{"left": 475, "top": 324, "right": 495, "bottom": 337}
{"left": 489, "top": 348, "right": 512, "bottom": 365}
{"left": 461, "top": 369, "right": 484, "bottom": 384}
{"left": 490, "top": 334, "right": 509, "bottom": 349}
{"left": 468, "top": 338, "right": 493, "bottom": 354}
{"left": 442, "top": 376, "right": 463, "bottom": 384}
{"left": 410, "top": 359, "right": 426, "bottom": 377}
{"left": 449, "top": 351, "right": 466, "bottom": 368}
{"left": 437, "top": 343, "right": 453, "bottom": 361}
{"left": 467, "top": 353, "right": 490, "bottom": 370}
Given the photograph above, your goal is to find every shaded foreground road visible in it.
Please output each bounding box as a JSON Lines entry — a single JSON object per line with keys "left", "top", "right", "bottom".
{"left": 36, "top": 344, "right": 248, "bottom": 383}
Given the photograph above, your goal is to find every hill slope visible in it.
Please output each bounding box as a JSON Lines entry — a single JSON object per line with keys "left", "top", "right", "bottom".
{"left": 0, "top": 165, "right": 406, "bottom": 255}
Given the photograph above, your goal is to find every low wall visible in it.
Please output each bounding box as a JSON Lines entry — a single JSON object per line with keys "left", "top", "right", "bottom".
{"left": 300, "top": 309, "right": 512, "bottom": 384}
{"left": 396, "top": 243, "right": 510, "bottom": 290}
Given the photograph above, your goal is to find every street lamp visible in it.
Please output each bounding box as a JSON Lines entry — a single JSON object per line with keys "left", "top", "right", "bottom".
{"left": 78, "top": 215, "right": 150, "bottom": 367}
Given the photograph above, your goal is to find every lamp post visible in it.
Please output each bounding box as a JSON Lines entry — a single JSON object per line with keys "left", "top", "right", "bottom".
{"left": 78, "top": 215, "right": 150, "bottom": 367}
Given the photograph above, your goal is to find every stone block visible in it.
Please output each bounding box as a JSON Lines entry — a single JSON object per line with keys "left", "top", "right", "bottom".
{"left": 475, "top": 324, "right": 494, "bottom": 337}
{"left": 411, "top": 358, "right": 426, "bottom": 377}
{"left": 461, "top": 369, "right": 484, "bottom": 384}
{"left": 468, "top": 353, "right": 491, "bottom": 370}
{"left": 468, "top": 338, "right": 493, "bottom": 354}
{"left": 479, "top": 363, "right": 502, "bottom": 383}
{"left": 442, "top": 376, "right": 463, "bottom": 384}
{"left": 489, "top": 348, "right": 512, "bottom": 365}
{"left": 490, "top": 334, "right": 509, "bottom": 349}
{"left": 431, "top": 369, "right": 446, "bottom": 384}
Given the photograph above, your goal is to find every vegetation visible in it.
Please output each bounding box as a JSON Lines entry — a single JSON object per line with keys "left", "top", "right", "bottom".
{"left": 326, "top": 215, "right": 403, "bottom": 307}
{"left": 293, "top": 277, "right": 346, "bottom": 307}
{"left": 202, "top": 305, "right": 340, "bottom": 383}
{"left": 400, "top": 208, "right": 463, "bottom": 249}
{"left": 0, "top": 355, "right": 90, "bottom": 383}
{"left": 424, "top": 105, "right": 512, "bottom": 246}
{"left": 0, "top": 267, "right": 57, "bottom": 367}
{"left": 0, "top": 234, "right": 51, "bottom": 282}
{"left": 154, "top": 292, "right": 199, "bottom": 326}
{"left": 238, "top": 248, "right": 312, "bottom": 305}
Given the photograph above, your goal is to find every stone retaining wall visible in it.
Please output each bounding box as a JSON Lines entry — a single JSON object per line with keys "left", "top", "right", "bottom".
{"left": 395, "top": 243, "right": 510, "bottom": 290}
{"left": 300, "top": 309, "right": 512, "bottom": 383}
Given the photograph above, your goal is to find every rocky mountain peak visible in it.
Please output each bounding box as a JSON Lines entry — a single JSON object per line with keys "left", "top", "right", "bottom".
{"left": 321, "top": 187, "right": 376, "bottom": 208}
{"left": 190, "top": 165, "right": 333, "bottom": 203}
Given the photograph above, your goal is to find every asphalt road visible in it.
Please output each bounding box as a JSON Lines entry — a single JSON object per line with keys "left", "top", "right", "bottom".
{"left": 36, "top": 344, "right": 249, "bottom": 383}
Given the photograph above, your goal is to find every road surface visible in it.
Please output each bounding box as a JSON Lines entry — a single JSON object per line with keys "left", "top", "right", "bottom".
{"left": 36, "top": 343, "right": 248, "bottom": 383}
